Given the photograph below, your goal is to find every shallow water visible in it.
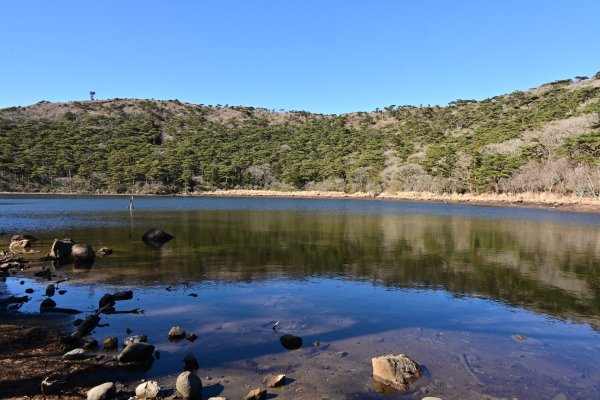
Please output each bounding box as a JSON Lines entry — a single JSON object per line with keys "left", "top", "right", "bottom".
{"left": 2, "top": 195, "right": 600, "bottom": 399}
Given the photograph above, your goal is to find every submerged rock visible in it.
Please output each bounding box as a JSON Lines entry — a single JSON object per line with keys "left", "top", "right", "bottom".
{"left": 142, "top": 228, "right": 174, "bottom": 248}
{"left": 176, "top": 371, "right": 202, "bottom": 399}
{"left": 279, "top": 334, "right": 303, "bottom": 350}
{"left": 86, "top": 382, "right": 115, "bottom": 400}
{"left": 135, "top": 380, "right": 161, "bottom": 399}
{"left": 371, "top": 354, "right": 422, "bottom": 392}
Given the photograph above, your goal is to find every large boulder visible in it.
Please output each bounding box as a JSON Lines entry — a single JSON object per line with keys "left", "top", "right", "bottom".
{"left": 49, "top": 238, "right": 75, "bottom": 259}
{"left": 118, "top": 342, "right": 155, "bottom": 363}
{"left": 142, "top": 228, "right": 174, "bottom": 248}
{"left": 176, "top": 371, "right": 202, "bottom": 399}
{"left": 72, "top": 244, "right": 96, "bottom": 264}
{"left": 371, "top": 354, "right": 422, "bottom": 392}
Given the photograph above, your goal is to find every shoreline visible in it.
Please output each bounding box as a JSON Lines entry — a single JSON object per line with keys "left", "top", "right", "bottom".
{"left": 1, "top": 189, "right": 599, "bottom": 214}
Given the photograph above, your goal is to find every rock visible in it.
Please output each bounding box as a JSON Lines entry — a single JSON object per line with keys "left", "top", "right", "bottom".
{"left": 79, "top": 336, "right": 99, "bottom": 350}
{"left": 245, "top": 388, "right": 267, "bottom": 400}
{"left": 99, "top": 293, "right": 116, "bottom": 308}
{"left": 135, "top": 380, "right": 161, "bottom": 399}
{"left": 186, "top": 333, "right": 198, "bottom": 342}
{"left": 118, "top": 342, "right": 155, "bottom": 363}
{"left": 265, "top": 374, "right": 286, "bottom": 388}
{"left": 46, "top": 284, "right": 55, "bottom": 297}
{"left": 11, "top": 234, "right": 37, "bottom": 242}
{"left": 422, "top": 398, "right": 443, "bottom": 400}
{"left": 72, "top": 244, "right": 96, "bottom": 264}
{"left": 58, "top": 289, "right": 67, "bottom": 295}
{"left": 208, "top": 398, "right": 227, "bottom": 400}
{"left": 279, "top": 334, "right": 303, "bottom": 350}
{"left": 96, "top": 247, "right": 113, "bottom": 256}
{"left": 86, "top": 382, "right": 115, "bottom": 400}
{"left": 142, "top": 228, "right": 174, "bottom": 248}
{"left": 168, "top": 326, "right": 186, "bottom": 340}
{"left": 63, "top": 348, "right": 89, "bottom": 360}
{"left": 113, "top": 290, "right": 133, "bottom": 301}
{"left": 73, "top": 315, "right": 100, "bottom": 339}
{"left": 49, "top": 238, "right": 75, "bottom": 259}
{"left": 103, "top": 336, "right": 118, "bottom": 350}
{"left": 371, "top": 354, "right": 422, "bottom": 392}
{"left": 25, "top": 288, "right": 34, "bottom": 294}
{"left": 176, "top": 371, "right": 202, "bottom": 399}
{"left": 123, "top": 334, "right": 148, "bottom": 346}
{"left": 183, "top": 353, "right": 200, "bottom": 371}
{"left": 40, "top": 297, "right": 56, "bottom": 311}
{"left": 9, "top": 239, "right": 31, "bottom": 253}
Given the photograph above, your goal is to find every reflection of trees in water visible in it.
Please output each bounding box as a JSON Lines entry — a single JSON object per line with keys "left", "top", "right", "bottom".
{"left": 84, "top": 211, "right": 600, "bottom": 325}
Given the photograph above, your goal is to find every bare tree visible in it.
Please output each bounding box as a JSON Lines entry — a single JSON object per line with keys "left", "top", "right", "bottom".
{"left": 89, "top": 91, "right": 96, "bottom": 101}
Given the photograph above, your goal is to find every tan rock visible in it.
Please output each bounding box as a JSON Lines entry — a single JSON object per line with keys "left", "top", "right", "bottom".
{"left": 265, "top": 374, "right": 286, "bottom": 388}
{"left": 245, "top": 388, "right": 266, "bottom": 400}
{"left": 371, "top": 354, "right": 422, "bottom": 391}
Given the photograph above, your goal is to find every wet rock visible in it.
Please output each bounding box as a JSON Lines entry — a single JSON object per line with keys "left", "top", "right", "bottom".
{"left": 186, "top": 333, "right": 198, "bottom": 342}
{"left": 245, "top": 388, "right": 267, "bottom": 400}
{"left": 176, "top": 371, "right": 202, "bottom": 399}
{"left": 46, "top": 284, "right": 55, "bottom": 297}
{"left": 11, "top": 234, "right": 37, "bottom": 242}
{"left": 25, "top": 288, "right": 34, "bottom": 294}
{"left": 63, "top": 348, "right": 89, "bottom": 360}
{"left": 184, "top": 353, "right": 200, "bottom": 371}
{"left": 135, "top": 380, "right": 161, "bottom": 399}
{"left": 123, "top": 334, "right": 148, "bottom": 346}
{"left": 49, "top": 238, "right": 75, "bottom": 259}
{"left": 265, "top": 373, "right": 286, "bottom": 388}
{"left": 371, "top": 354, "right": 422, "bottom": 392}
{"left": 74, "top": 318, "right": 83, "bottom": 326}
{"left": 96, "top": 247, "right": 113, "bottom": 256}
{"left": 113, "top": 290, "right": 133, "bottom": 301}
{"left": 73, "top": 314, "right": 100, "bottom": 339}
{"left": 9, "top": 239, "right": 31, "bottom": 253}
{"left": 99, "top": 293, "right": 116, "bottom": 309}
{"left": 87, "top": 382, "right": 115, "bottom": 400}
{"left": 41, "top": 372, "right": 67, "bottom": 394}
{"left": 142, "top": 228, "right": 174, "bottom": 248}
{"left": 168, "top": 326, "right": 186, "bottom": 340}
{"left": 80, "top": 336, "right": 98, "bottom": 350}
{"left": 72, "top": 244, "right": 96, "bottom": 264}
{"left": 279, "top": 334, "right": 303, "bottom": 350}
{"left": 118, "top": 342, "right": 155, "bottom": 363}
{"left": 58, "top": 289, "right": 67, "bottom": 295}
{"left": 40, "top": 297, "right": 56, "bottom": 311}
{"left": 103, "top": 336, "right": 118, "bottom": 351}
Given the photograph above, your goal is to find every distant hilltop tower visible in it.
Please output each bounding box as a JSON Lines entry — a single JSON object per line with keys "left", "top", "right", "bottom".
{"left": 89, "top": 91, "right": 96, "bottom": 101}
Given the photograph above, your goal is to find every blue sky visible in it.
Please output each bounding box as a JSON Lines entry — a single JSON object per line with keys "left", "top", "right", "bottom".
{"left": 1, "top": 1, "right": 599, "bottom": 113}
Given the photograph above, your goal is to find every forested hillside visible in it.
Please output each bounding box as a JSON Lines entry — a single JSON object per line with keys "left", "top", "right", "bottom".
{"left": 1, "top": 74, "right": 600, "bottom": 197}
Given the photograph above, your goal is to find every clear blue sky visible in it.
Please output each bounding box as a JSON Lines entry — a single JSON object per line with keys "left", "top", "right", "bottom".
{"left": 1, "top": 0, "right": 599, "bottom": 114}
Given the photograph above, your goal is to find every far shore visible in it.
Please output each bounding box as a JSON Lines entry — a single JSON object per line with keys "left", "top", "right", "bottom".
{"left": 1, "top": 189, "right": 599, "bottom": 213}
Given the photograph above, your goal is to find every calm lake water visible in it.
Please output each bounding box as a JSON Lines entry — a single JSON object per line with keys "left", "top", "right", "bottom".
{"left": 2, "top": 195, "right": 600, "bottom": 399}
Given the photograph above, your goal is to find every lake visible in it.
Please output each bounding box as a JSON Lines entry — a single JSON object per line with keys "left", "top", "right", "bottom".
{"left": 2, "top": 194, "right": 600, "bottom": 399}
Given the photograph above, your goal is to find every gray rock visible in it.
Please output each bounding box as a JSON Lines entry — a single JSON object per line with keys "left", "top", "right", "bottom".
{"left": 123, "top": 334, "right": 148, "bottom": 346}
{"left": 118, "top": 342, "right": 155, "bottom": 363}
{"left": 265, "top": 373, "right": 286, "bottom": 388}
{"left": 176, "top": 371, "right": 202, "bottom": 399}
{"left": 63, "top": 348, "right": 89, "bottom": 360}
{"left": 103, "top": 336, "right": 118, "bottom": 350}
{"left": 168, "top": 326, "right": 186, "bottom": 340}
{"left": 86, "top": 382, "right": 115, "bottom": 400}
{"left": 72, "top": 243, "right": 96, "bottom": 264}
{"left": 135, "top": 380, "right": 161, "bottom": 399}
{"left": 245, "top": 388, "right": 266, "bottom": 400}
{"left": 372, "top": 354, "right": 422, "bottom": 392}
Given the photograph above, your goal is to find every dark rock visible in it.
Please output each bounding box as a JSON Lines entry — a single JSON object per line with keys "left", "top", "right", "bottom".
{"left": 245, "top": 388, "right": 267, "bottom": 400}
{"left": 279, "top": 334, "right": 303, "bottom": 350}
{"left": 126, "top": 327, "right": 133, "bottom": 334}
{"left": 118, "top": 342, "right": 155, "bottom": 363}
{"left": 59, "top": 289, "right": 67, "bottom": 295}
{"left": 25, "top": 288, "right": 34, "bottom": 294}
{"left": 113, "top": 290, "right": 133, "bottom": 301}
{"left": 186, "top": 333, "right": 198, "bottom": 342}
{"left": 168, "top": 326, "right": 186, "bottom": 340}
{"left": 86, "top": 382, "right": 115, "bottom": 400}
{"left": 72, "top": 314, "right": 100, "bottom": 339}
{"left": 183, "top": 353, "right": 200, "bottom": 371}
{"left": 96, "top": 247, "right": 113, "bottom": 256}
{"left": 99, "top": 293, "right": 115, "bottom": 309}
{"left": 40, "top": 297, "right": 56, "bottom": 311}
{"left": 34, "top": 269, "right": 52, "bottom": 279}
{"left": 188, "top": 293, "right": 198, "bottom": 297}
{"left": 46, "top": 284, "right": 55, "bottom": 297}
{"left": 103, "top": 336, "right": 118, "bottom": 351}
{"left": 73, "top": 318, "right": 83, "bottom": 326}
{"left": 79, "top": 336, "right": 98, "bottom": 350}
{"left": 371, "top": 354, "right": 422, "bottom": 392}
{"left": 142, "top": 228, "right": 174, "bottom": 248}
{"left": 175, "top": 371, "right": 202, "bottom": 399}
